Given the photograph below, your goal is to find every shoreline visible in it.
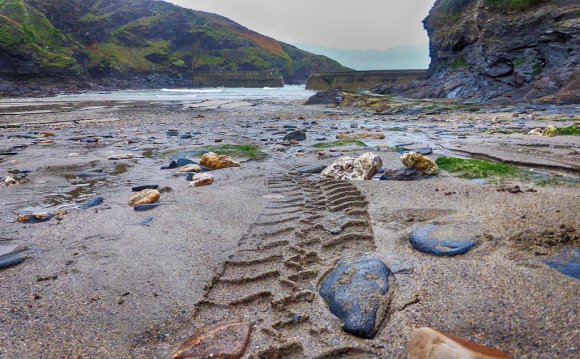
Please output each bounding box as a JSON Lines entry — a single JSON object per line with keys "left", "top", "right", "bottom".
{"left": 0, "top": 97, "right": 578, "bottom": 357}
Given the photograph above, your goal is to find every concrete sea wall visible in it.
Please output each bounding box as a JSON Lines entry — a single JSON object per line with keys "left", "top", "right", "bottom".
{"left": 306, "top": 70, "right": 427, "bottom": 91}
{"left": 192, "top": 69, "right": 284, "bottom": 88}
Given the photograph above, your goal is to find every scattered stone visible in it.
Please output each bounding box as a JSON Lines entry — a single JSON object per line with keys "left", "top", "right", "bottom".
{"left": 407, "top": 327, "right": 511, "bottom": 359}
{"left": 273, "top": 145, "right": 287, "bottom": 152}
{"left": 80, "top": 196, "right": 104, "bottom": 210}
{"left": 497, "top": 185, "right": 523, "bottom": 194}
{"left": 410, "top": 224, "right": 477, "bottom": 256}
{"left": 161, "top": 158, "right": 196, "bottom": 170}
{"left": 108, "top": 154, "right": 133, "bottom": 160}
{"left": 414, "top": 147, "right": 433, "bottom": 155}
{"left": 134, "top": 204, "right": 160, "bottom": 211}
{"left": 171, "top": 322, "right": 252, "bottom": 359}
{"left": 299, "top": 165, "right": 328, "bottom": 174}
{"left": 16, "top": 209, "right": 66, "bottom": 224}
{"left": 543, "top": 126, "right": 557, "bottom": 137}
{"left": 283, "top": 129, "right": 307, "bottom": 141}
{"left": 380, "top": 168, "right": 425, "bottom": 181}
{"left": 319, "top": 256, "right": 392, "bottom": 339}
{"left": 128, "top": 189, "right": 160, "bottom": 206}
{"left": 75, "top": 172, "right": 108, "bottom": 179}
{"left": 136, "top": 217, "right": 154, "bottom": 226}
{"left": 200, "top": 152, "right": 240, "bottom": 170}
{"left": 79, "top": 137, "right": 98, "bottom": 143}
{"left": 528, "top": 128, "right": 544, "bottom": 136}
{"left": 189, "top": 173, "right": 214, "bottom": 187}
{"left": 67, "top": 153, "right": 79, "bottom": 157}
{"left": 4, "top": 176, "right": 17, "bottom": 185}
{"left": 321, "top": 152, "right": 382, "bottom": 180}
{"left": 545, "top": 247, "right": 579, "bottom": 280}
{"left": 336, "top": 132, "right": 385, "bottom": 140}
{"left": 401, "top": 152, "right": 439, "bottom": 175}
{"left": 176, "top": 164, "right": 202, "bottom": 174}
{"left": 0, "top": 250, "right": 26, "bottom": 270}
{"left": 132, "top": 184, "right": 159, "bottom": 192}
{"left": 38, "top": 132, "right": 55, "bottom": 137}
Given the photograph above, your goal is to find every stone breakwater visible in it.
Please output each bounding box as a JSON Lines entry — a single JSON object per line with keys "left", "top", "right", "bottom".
{"left": 306, "top": 70, "right": 427, "bottom": 91}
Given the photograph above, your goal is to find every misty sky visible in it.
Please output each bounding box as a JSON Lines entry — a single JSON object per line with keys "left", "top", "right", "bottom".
{"left": 168, "top": 0, "right": 437, "bottom": 51}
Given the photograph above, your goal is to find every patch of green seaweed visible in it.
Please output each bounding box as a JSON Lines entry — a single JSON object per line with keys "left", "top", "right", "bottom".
{"left": 312, "top": 139, "right": 367, "bottom": 148}
{"left": 436, "top": 156, "right": 522, "bottom": 179}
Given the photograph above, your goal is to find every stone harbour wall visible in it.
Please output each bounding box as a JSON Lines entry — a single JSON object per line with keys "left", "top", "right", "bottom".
{"left": 306, "top": 70, "right": 427, "bottom": 91}
{"left": 192, "top": 69, "right": 284, "bottom": 88}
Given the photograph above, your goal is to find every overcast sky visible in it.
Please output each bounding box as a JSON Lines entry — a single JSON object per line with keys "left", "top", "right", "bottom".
{"left": 168, "top": 0, "right": 437, "bottom": 50}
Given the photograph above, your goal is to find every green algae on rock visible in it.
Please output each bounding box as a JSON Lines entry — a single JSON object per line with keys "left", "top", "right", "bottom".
{"left": 435, "top": 156, "right": 522, "bottom": 179}
{"left": 312, "top": 139, "right": 367, "bottom": 148}
{"left": 161, "top": 144, "right": 267, "bottom": 160}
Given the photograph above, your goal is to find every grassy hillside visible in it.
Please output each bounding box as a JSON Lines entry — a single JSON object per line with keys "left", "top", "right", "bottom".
{"left": 0, "top": 0, "right": 348, "bottom": 83}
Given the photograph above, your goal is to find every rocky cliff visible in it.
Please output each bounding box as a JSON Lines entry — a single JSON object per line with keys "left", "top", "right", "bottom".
{"left": 377, "top": 0, "right": 579, "bottom": 104}
{"left": 0, "top": 0, "right": 347, "bottom": 91}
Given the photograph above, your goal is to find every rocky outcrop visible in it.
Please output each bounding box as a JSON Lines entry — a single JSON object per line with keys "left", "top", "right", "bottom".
{"left": 375, "top": 0, "right": 579, "bottom": 104}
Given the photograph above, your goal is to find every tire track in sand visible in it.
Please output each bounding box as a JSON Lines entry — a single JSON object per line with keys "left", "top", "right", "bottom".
{"left": 182, "top": 172, "right": 381, "bottom": 358}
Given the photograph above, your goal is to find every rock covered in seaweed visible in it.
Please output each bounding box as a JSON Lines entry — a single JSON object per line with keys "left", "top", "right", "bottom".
{"left": 401, "top": 152, "right": 438, "bottom": 175}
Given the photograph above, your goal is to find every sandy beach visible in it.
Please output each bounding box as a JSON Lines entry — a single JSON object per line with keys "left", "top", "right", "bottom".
{"left": 0, "top": 91, "right": 578, "bottom": 358}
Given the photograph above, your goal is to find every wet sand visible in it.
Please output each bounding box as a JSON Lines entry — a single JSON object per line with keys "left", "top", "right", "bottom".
{"left": 0, "top": 96, "right": 578, "bottom": 358}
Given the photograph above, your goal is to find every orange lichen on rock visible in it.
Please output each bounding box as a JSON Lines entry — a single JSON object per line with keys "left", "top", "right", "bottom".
{"left": 200, "top": 152, "right": 240, "bottom": 170}
{"left": 128, "top": 189, "right": 160, "bottom": 206}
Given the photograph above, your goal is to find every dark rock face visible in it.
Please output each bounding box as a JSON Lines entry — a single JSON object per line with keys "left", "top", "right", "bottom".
{"left": 410, "top": 224, "right": 477, "bottom": 256}
{"left": 376, "top": 0, "right": 579, "bottom": 104}
{"left": 319, "top": 256, "right": 392, "bottom": 339}
{"left": 424, "top": 0, "right": 579, "bottom": 103}
{"left": 304, "top": 89, "right": 343, "bottom": 105}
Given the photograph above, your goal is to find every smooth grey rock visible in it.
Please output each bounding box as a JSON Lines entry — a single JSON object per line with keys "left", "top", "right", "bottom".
{"left": 410, "top": 224, "right": 477, "bottom": 256}
{"left": 319, "top": 256, "right": 392, "bottom": 338}
{"left": 283, "top": 129, "right": 306, "bottom": 141}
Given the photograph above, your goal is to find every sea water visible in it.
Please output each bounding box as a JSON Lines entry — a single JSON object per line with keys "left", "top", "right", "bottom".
{"left": 0, "top": 85, "right": 316, "bottom": 106}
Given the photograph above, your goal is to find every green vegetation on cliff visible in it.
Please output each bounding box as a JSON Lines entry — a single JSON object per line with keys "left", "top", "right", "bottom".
{"left": 1, "top": 0, "right": 347, "bottom": 82}
{"left": 0, "top": 0, "right": 82, "bottom": 74}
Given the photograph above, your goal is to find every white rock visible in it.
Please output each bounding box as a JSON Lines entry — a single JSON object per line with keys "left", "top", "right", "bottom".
{"left": 189, "top": 173, "right": 214, "bottom": 187}
{"left": 108, "top": 154, "right": 133, "bottom": 160}
{"left": 321, "top": 152, "right": 382, "bottom": 180}
{"left": 4, "top": 176, "right": 17, "bottom": 185}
